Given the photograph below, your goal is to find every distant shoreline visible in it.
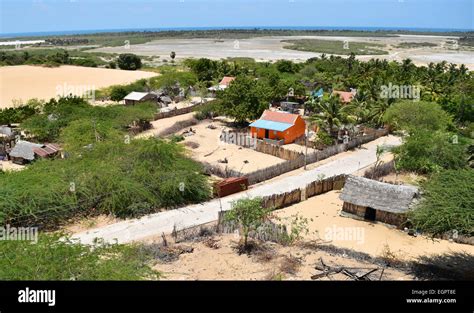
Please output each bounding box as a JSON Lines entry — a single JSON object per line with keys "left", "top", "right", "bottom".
{"left": 2, "top": 26, "right": 473, "bottom": 39}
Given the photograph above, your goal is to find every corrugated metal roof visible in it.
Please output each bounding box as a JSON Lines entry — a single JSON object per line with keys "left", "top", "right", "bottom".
{"left": 249, "top": 119, "right": 293, "bottom": 132}
{"left": 124, "top": 92, "right": 150, "bottom": 101}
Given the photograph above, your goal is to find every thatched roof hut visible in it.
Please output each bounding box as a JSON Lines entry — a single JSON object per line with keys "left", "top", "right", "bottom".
{"left": 340, "top": 175, "right": 419, "bottom": 227}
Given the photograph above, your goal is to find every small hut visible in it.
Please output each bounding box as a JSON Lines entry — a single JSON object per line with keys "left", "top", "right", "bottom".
{"left": 9, "top": 141, "right": 43, "bottom": 164}
{"left": 339, "top": 175, "right": 418, "bottom": 227}
{"left": 123, "top": 92, "right": 157, "bottom": 105}
{"left": 8, "top": 141, "right": 60, "bottom": 164}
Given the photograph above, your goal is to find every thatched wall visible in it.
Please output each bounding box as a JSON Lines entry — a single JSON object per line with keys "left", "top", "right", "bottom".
{"left": 153, "top": 104, "right": 200, "bottom": 120}
{"left": 342, "top": 201, "right": 407, "bottom": 228}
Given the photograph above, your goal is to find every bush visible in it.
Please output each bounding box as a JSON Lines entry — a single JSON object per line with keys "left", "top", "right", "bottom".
{"left": 0, "top": 98, "right": 211, "bottom": 228}
{"left": 393, "top": 130, "right": 467, "bottom": 173}
{"left": 117, "top": 53, "right": 142, "bottom": 70}
{"left": 0, "top": 233, "right": 160, "bottom": 280}
{"left": 383, "top": 101, "right": 453, "bottom": 134}
{"left": 410, "top": 169, "right": 474, "bottom": 236}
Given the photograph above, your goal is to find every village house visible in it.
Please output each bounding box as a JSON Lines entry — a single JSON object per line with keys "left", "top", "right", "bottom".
{"left": 9, "top": 140, "right": 61, "bottom": 165}
{"left": 249, "top": 110, "right": 306, "bottom": 145}
{"left": 339, "top": 175, "right": 419, "bottom": 227}
{"left": 332, "top": 89, "right": 357, "bottom": 103}
{"left": 123, "top": 92, "right": 157, "bottom": 105}
{"left": 208, "top": 76, "right": 236, "bottom": 94}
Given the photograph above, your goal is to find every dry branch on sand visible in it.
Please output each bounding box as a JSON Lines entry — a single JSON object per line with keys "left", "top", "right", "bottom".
{"left": 311, "top": 257, "right": 381, "bottom": 281}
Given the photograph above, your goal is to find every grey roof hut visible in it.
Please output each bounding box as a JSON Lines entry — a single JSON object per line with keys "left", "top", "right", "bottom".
{"left": 339, "top": 175, "right": 419, "bottom": 227}
{"left": 9, "top": 140, "right": 43, "bottom": 164}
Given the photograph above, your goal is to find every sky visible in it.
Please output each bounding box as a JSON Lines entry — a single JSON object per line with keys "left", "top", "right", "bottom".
{"left": 0, "top": 0, "right": 473, "bottom": 34}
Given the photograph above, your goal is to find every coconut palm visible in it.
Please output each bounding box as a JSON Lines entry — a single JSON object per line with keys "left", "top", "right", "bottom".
{"left": 310, "top": 96, "right": 354, "bottom": 140}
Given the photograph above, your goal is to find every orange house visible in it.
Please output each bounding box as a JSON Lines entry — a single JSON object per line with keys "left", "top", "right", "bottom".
{"left": 249, "top": 110, "right": 306, "bottom": 144}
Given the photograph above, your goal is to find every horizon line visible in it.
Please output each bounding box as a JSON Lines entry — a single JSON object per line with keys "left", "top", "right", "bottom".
{"left": 2, "top": 25, "right": 473, "bottom": 38}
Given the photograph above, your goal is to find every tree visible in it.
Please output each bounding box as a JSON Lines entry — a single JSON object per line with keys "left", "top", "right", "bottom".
{"left": 383, "top": 101, "right": 453, "bottom": 134}
{"left": 117, "top": 53, "right": 142, "bottom": 70}
{"left": 185, "top": 58, "right": 217, "bottom": 82}
{"left": 218, "top": 76, "right": 270, "bottom": 123}
{"left": 275, "top": 60, "right": 297, "bottom": 73}
{"left": 310, "top": 95, "right": 353, "bottom": 140}
{"left": 110, "top": 86, "right": 129, "bottom": 101}
{"left": 225, "top": 198, "right": 271, "bottom": 249}
{"left": 393, "top": 130, "right": 467, "bottom": 173}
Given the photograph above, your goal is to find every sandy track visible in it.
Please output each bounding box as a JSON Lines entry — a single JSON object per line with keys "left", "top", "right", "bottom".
{"left": 0, "top": 65, "right": 157, "bottom": 108}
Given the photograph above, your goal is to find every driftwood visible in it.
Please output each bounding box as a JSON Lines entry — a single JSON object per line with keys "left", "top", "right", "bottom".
{"left": 311, "top": 257, "right": 379, "bottom": 281}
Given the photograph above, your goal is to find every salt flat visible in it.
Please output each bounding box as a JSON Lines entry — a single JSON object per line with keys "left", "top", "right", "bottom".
{"left": 91, "top": 35, "right": 474, "bottom": 69}
{"left": 0, "top": 65, "right": 157, "bottom": 108}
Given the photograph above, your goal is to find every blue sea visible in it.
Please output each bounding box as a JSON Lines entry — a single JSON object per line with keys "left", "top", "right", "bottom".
{"left": 1, "top": 26, "right": 472, "bottom": 38}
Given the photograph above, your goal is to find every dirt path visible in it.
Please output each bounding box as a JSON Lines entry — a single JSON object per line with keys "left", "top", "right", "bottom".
{"left": 71, "top": 135, "right": 401, "bottom": 245}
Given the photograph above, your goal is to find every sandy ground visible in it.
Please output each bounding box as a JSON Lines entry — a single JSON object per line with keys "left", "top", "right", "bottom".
{"left": 153, "top": 234, "right": 412, "bottom": 281}
{"left": 135, "top": 112, "right": 197, "bottom": 139}
{"left": 274, "top": 190, "right": 474, "bottom": 261}
{"left": 63, "top": 215, "right": 120, "bottom": 234}
{"left": 283, "top": 143, "right": 316, "bottom": 154}
{"left": 137, "top": 114, "right": 285, "bottom": 173}
{"left": 91, "top": 35, "right": 474, "bottom": 69}
{"left": 0, "top": 65, "right": 157, "bottom": 108}
{"left": 181, "top": 119, "right": 285, "bottom": 174}
{"left": 0, "top": 160, "right": 24, "bottom": 172}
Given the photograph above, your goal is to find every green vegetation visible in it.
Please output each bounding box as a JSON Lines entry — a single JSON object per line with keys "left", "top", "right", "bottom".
{"left": 225, "top": 197, "right": 270, "bottom": 248}
{"left": 0, "top": 233, "right": 160, "bottom": 280}
{"left": 410, "top": 170, "right": 474, "bottom": 236}
{"left": 217, "top": 76, "right": 271, "bottom": 123}
{"left": 0, "top": 97, "right": 211, "bottom": 228}
{"left": 282, "top": 39, "right": 388, "bottom": 55}
{"left": 395, "top": 42, "right": 437, "bottom": 49}
{"left": 384, "top": 101, "right": 454, "bottom": 134}
{"left": 0, "top": 48, "right": 110, "bottom": 67}
{"left": 117, "top": 53, "right": 142, "bottom": 70}
{"left": 393, "top": 130, "right": 467, "bottom": 173}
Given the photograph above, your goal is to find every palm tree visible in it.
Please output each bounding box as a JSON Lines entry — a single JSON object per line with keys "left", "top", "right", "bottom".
{"left": 369, "top": 98, "right": 395, "bottom": 127}
{"left": 310, "top": 96, "right": 349, "bottom": 140}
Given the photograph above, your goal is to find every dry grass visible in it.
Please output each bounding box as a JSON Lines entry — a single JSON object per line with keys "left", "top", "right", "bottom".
{"left": 279, "top": 255, "right": 302, "bottom": 275}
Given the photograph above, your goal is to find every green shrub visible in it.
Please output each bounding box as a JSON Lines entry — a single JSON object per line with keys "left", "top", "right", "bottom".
{"left": 0, "top": 233, "right": 160, "bottom": 280}
{"left": 383, "top": 101, "right": 454, "bottom": 134}
{"left": 393, "top": 130, "right": 467, "bottom": 173}
{"left": 410, "top": 169, "right": 474, "bottom": 236}
{"left": 117, "top": 53, "right": 142, "bottom": 70}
